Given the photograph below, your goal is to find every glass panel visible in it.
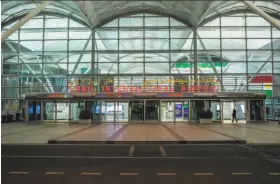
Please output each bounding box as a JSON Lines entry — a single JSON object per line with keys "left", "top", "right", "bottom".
{"left": 247, "top": 39, "right": 271, "bottom": 50}
{"left": 116, "top": 102, "right": 129, "bottom": 123}
{"left": 56, "top": 102, "right": 69, "bottom": 121}
{"left": 43, "top": 101, "right": 55, "bottom": 121}
{"left": 198, "top": 27, "right": 220, "bottom": 38}
{"left": 175, "top": 102, "right": 183, "bottom": 122}
{"left": 102, "top": 101, "right": 114, "bottom": 122}
{"left": 222, "top": 102, "right": 234, "bottom": 123}
{"left": 222, "top": 101, "right": 247, "bottom": 123}
{"left": 208, "top": 100, "right": 220, "bottom": 121}
{"left": 250, "top": 100, "right": 264, "bottom": 121}
{"left": 246, "top": 17, "right": 270, "bottom": 26}
{"left": 131, "top": 100, "right": 144, "bottom": 121}
{"left": 145, "top": 100, "right": 159, "bottom": 121}
{"left": 45, "top": 18, "right": 68, "bottom": 28}
{"left": 221, "top": 17, "right": 245, "bottom": 26}
{"left": 161, "top": 102, "right": 174, "bottom": 122}
{"left": 221, "top": 27, "right": 245, "bottom": 38}
{"left": 145, "top": 17, "right": 168, "bottom": 27}
{"left": 190, "top": 100, "right": 204, "bottom": 121}
{"left": 70, "top": 101, "right": 84, "bottom": 121}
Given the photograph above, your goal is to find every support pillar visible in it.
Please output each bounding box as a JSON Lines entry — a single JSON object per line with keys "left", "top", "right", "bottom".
{"left": 1, "top": 1, "right": 49, "bottom": 42}
{"left": 193, "top": 28, "right": 198, "bottom": 86}
{"left": 243, "top": 1, "right": 280, "bottom": 30}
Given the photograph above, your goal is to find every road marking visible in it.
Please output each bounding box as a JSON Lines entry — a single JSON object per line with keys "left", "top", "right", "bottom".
{"left": 128, "top": 146, "right": 135, "bottom": 156}
{"left": 2, "top": 155, "right": 248, "bottom": 159}
{"left": 159, "top": 146, "right": 167, "bottom": 157}
{"left": 45, "top": 172, "right": 64, "bottom": 175}
{"left": 157, "top": 173, "right": 176, "bottom": 176}
{"left": 232, "top": 173, "right": 252, "bottom": 175}
{"left": 269, "top": 173, "right": 280, "bottom": 175}
{"left": 81, "top": 172, "right": 102, "bottom": 175}
{"left": 193, "top": 173, "right": 214, "bottom": 176}
{"left": 120, "top": 173, "right": 138, "bottom": 176}
{"left": 9, "top": 171, "right": 29, "bottom": 174}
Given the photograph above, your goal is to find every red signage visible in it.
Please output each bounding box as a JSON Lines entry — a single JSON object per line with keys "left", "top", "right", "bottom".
{"left": 48, "top": 94, "right": 65, "bottom": 98}
{"left": 71, "top": 85, "right": 219, "bottom": 93}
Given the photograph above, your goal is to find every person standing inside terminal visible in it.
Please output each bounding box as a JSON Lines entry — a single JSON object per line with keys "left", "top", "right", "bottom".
{"left": 232, "top": 108, "right": 238, "bottom": 123}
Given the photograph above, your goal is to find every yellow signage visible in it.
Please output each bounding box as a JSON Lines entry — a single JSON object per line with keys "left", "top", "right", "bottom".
{"left": 69, "top": 78, "right": 218, "bottom": 86}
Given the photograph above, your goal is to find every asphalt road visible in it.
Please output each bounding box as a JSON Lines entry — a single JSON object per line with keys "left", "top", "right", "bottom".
{"left": 2, "top": 144, "right": 280, "bottom": 184}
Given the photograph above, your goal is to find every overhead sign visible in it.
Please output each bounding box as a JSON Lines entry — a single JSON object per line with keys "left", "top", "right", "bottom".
{"left": 71, "top": 85, "right": 220, "bottom": 93}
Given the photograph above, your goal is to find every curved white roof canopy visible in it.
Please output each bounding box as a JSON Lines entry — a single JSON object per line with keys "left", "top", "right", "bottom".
{"left": 2, "top": 1, "right": 280, "bottom": 28}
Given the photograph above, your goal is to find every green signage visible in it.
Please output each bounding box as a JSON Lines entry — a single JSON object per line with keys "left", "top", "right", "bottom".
{"left": 249, "top": 90, "right": 272, "bottom": 98}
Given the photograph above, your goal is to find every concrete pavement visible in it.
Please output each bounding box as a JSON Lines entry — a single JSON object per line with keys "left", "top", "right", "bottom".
{"left": 2, "top": 144, "right": 280, "bottom": 184}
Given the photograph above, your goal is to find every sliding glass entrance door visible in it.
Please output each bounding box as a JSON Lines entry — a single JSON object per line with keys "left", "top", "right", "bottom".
{"left": 145, "top": 100, "right": 160, "bottom": 122}
{"left": 160, "top": 101, "right": 174, "bottom": 122}
{"left": 175, "top": 101, "right": 189, "bottom": 122}
{"left": 130, "top": 100, "right": 144, "bottom": 122}
{"left": 102, "top": 101, "right": 114, "bottom": 122}
{"left": 115, "top": 101, "right": 129, "bottom": 123}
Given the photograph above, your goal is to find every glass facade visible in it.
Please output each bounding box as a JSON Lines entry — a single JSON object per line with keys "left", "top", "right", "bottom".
{"left": 1, "top": 12, "right": 280, "bottom": 119}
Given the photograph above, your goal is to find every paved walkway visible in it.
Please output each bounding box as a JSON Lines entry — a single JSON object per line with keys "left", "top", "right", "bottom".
{"left": 1, "top": 122, "right": 280, "bottom": 144}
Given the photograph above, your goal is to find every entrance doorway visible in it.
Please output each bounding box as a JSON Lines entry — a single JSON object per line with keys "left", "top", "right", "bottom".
{"left": 102, "top": 101, "right": 114, "bottom": 122}
{"left": 161, "top": 101, "right": 174, "bottom": 122}
{"left": 28, "top": 101, "right": 41, "bottom": 122}
{"left": 249, "top": 100, "right": 264, "bottom": 121}
{"left": 222, "top": 101, "right": 246, "bottom": 123}
{"left": 130, "top": 100, "right": 144, "bottom": 122}
{"left": 175, "top": 101, "right": 189, "bottom": 122}
{"left": 145, "top": 100, "right": 160, "bottom": 122}
{"left": 115, "top": 101, "right": 129, "bottom": 123}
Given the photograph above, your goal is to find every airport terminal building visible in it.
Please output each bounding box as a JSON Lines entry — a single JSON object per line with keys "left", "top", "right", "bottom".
{"left": 1, "top": 1, "right": 280, "bottom": 123}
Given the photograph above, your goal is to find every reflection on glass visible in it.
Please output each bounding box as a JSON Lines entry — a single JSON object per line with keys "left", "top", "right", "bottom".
{"left": 116, "top": 102, "right": 129, "bottom": 122}
{"left": 190, "top": 100, "right": 204, "bottom": 121}
{"left": 43, "top": 102, "right": 55, "bottom": 121}
{"left": 70, "top": 102, "right": 84, "bottom": 121}
{"left": 131, "top": 101, "right": 144, "bottom": 121}
{"left": 56, "top": 102, "right": 69, "bottom": 121}
{"left": 161, "top": 102, "right": 174, "bottom": 122}
{"left": 145, "top": 100, "right": 159, "bottom": 121}
{"left": 175, "top": 102, "right": 183, "bottom": 122}
{"left": 183, "top": 102, "right": 189, "bottom": 121}
{"left": 208, "top": 100, "right": 220, "bottom": 121}
{"left": 103, "top": 102, "right": 114, "bottom": 122}
{"left": 250, "top": 100, "right": 264, "bottom": 121}
{"left": 222, "top": 101, "right": 246, "bottom": 123}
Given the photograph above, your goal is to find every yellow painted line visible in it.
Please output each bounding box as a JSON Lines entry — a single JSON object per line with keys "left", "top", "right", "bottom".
{"left": 120, "top": 173, "right": 138, "bottom": 176}
{"left": 128, "top": 146, "right": 135, "bottom": 156}
{"left": 269, "top": 173, "right": 280, "bottom": 175}
{"left": 232, "top": 173, "right": 252, "bottom": 175}
{"left": 159, "top": 146, "right": 167, "bottom": 157}
{"left": 45, "top": 172, "right": 64, "bottom": 175}
{"left": 81, "top": 172, "right": 102, "bottom": 176}
{"left": 157, "top": 173, "right": 176, "bottom": 176}
{"left": 9, "top": 171, "right": 29, "bottom": 174}
{"left": 193, "top": 173, "right": 214, "bottom": 176}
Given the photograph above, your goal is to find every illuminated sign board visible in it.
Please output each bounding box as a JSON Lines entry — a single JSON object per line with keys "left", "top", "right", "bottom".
{"left": 47, "top": 94, "right": 65, "bottom": 98}
{"left": 70, "top": 85, "right": 219, "bottom": 93}
{"left": 69, "top": 78, "right": 218, "bottom": 86}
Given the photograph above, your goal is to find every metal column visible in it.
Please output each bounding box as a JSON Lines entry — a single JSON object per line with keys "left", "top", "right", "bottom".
{"left": 243, "top": 1, "right": 280, "bottom": 30}
{"left": 1, "top": 1, "right": 49, "bottom": 42}
{"left": 193, "top": 28, "right": 198, "bottom": 85}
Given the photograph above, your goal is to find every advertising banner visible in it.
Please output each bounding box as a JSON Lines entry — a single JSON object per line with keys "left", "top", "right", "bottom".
{"left": 183, "top": 104, "right": 188, "bottom": 118}
{"left": 175, "top": 104, "right": 182, "bottom": 118}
